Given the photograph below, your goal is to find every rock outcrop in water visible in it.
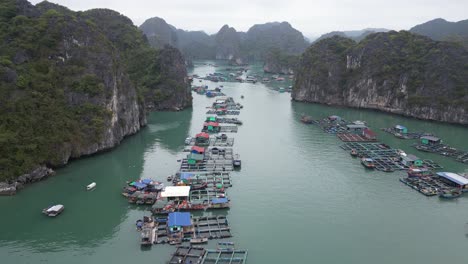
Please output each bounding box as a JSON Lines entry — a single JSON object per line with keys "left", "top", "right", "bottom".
{"left": 0, "top": 0, "right": 191, "bottom": 194}
{"left": 293, "top": 31, "right": 468, "bottom": 125}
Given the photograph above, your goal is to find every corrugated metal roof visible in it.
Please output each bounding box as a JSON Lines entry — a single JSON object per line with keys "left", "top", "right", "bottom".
{"left": 437, "top": 172, "right": 468, "bottom": 185}
{"left": 160, "top": 186, "right": 191, "bottom": 198}
{"left": 168, "top": 212, "right": 191, "bottom": 227}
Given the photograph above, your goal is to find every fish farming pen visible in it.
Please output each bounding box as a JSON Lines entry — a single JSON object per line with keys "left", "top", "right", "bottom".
{"left": 341, "top": 142, "right": 442, "bottom": 171}
{"left": 201, "top": 125, "right": 238, "bottom": 133}
{"left": 204, "top": 149, "right": 235, "bottom": 160}
{"left": 180, "top": 159, "right": 234, "bottom": 172}
{"left": 399, "top": 176, "right": 459, "bottom": 197}
{"left": 206, "top": 110, "right": 240, "bottom": 116}
{"left": 169, "top": 246, "right": 206, "bottom": 264}
{"left": 193, "top": 215, "right": 232, "bottom": 239}
{"left": 201, "top": 249, "right": 248, "bottom": 264}
{"left": 187, "top": 138, "right": 235, "bottom": 147}
{"left": 413, "top": 142, "right": 468, "bottom": 164}
{"left": 381, "top": 127, "right": 431, "bottom": 139}
{"left": 175, "top": 172, "right": 233, "bottom": 189}
{"left": 337, "top": 133, "right": 377, "bottom": 142}
{"left": 214, "top": 118, "right": 243, "bottom": 125}
{"left": 190, "top": 189, "right": 228, "bottom": 204}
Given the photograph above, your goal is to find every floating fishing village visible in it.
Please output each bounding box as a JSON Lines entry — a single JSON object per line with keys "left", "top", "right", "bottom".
{"left": 300, "top": 114, "right": 468, "bottom": 199}
{"left": 122, "top": 91, "right": 248, "bottom": 263}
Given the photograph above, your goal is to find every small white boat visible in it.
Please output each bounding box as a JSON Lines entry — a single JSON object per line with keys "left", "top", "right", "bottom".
{"left": 42, "top": 204, "right": 64, "bottom": 217}
{"left": 190, "top": 237, "right": 208, "bottom": 244}
{"left": 86, "top": 182, "right": 96, "bottom": 190}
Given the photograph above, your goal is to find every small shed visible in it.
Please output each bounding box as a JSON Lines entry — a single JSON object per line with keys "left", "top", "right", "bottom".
{"left": 436, "top": 172, "right": 468, "bottom": 190}
{"left": 160, "top": 186, "right": 191, "bottom": 200}
{"left": 346, "top": 124, "right": 368, "bottom": 134}
{"left": 168, "top": 212, "right": 192, "bottom": 232}
{"left": 395, "top": 125, "right": 408, "bottom": 134}
{"left": 401, "top": 154, "right": 423, "bottom": 167}
{"left": 191, "top": 146, "right": 205, "bottom": 154}
{"left": 206, "top": 116, "right": 217, "bottom": 122}
{"left": 362, "top": 128, "right": 377, "bottom": 140}
{"left": 420, "top": 136, "right": 441, "bottom": 145}
{"left": 187, "top": 153, "right": 204, "bottom": 165}
{"left": 195, "top": 132, "right": 210, "bottom": 144}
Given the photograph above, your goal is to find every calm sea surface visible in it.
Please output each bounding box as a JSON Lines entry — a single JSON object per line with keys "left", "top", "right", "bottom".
{"left": 0, "top": 61, "right": 467, "bottom": 264}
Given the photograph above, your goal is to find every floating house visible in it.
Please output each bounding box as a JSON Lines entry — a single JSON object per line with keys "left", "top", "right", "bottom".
{"left": 436, "top": 172, "right": 468, "bottom": 191}
{"left": 191, "top": 146, "right": 205, "bottom": 154}
{"left": 206, "top": 116, "right": 217, "bottom": 122}
{"left": 195, "top": 132, "right": 210, "bottom": 145}
{"left": 160, "top": 186, "right": 191, "bottom": 201}
{"left": 167, "top": 212, "right": 194, "bottom": 244}
{"left": 210, "top": 197, "right": 230, "bottom": 209}
{"left": 346, "top": 124, "right": 368, "bottom": 134}
{"left": 395, "top": 125, "right": 408, "bottom": 134}
{"left": 203, "top": 122, "right": 220, "bottom": 133}
{"left": 401, "top": 154, "right": 423, "bottom": 167}
{"left": 187, "top": 153, "right": 204, "bottom": 165}
{"left": 420, "top": 136, "right": 441, "bottom": 145}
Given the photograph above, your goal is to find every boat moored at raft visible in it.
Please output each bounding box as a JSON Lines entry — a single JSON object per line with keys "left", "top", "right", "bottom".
{"left": 361, "top": 158, "right": 376, "bottom": 169}
{"left": 438, "top": 189, "right": 462, "bottom": 199}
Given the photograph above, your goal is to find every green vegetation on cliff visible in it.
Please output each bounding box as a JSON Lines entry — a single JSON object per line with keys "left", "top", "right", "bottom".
{"left": 0, "top": 1, "right": 190, "bottom": 181}
{"left": 294, "top": 31, "right": 468, "bottom": 124}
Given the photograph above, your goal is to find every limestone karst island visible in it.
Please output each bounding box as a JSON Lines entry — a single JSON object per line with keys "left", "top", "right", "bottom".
{"left": 0, "top": 0, "right": 467, "bottom": 263}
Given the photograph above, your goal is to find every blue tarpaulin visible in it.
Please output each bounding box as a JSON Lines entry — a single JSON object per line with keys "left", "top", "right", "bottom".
{"left": 131, "top": 182, "right": 147, "bottom": 189}
{"left": 211, "top": 198, "right": 228, "bottom": 204}
{"left": 141, "top": 179, "right": 153, "bottom": 184}
{"left": 168, "top": 212, "right": 191, "bottom": 227}
{"left": 180, "top": 173, "right": 194, "bottom": 180}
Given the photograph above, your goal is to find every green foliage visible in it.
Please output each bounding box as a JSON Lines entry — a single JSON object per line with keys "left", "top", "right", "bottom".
{"left": 71, "top": 74, "right": 105, "bottom": 96}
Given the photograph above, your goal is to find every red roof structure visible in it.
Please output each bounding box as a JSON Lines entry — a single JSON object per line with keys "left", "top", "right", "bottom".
{"left": 196, "top": 132, "right": 209, "bottom": 139}
{"left": 204, "top": 122, "right": 219, "bottom": 127}
{"left": 191, "top": 146, "right": 205, "bottom": 154}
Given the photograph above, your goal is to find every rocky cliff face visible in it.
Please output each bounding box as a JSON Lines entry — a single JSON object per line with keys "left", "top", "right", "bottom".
{"left": 215, "top": 25, "right": 242, "bottom": 61}
{"left": 263, "top": 49, "right": 298, "bottom": 74}
{"left": 0, "top": 1, "right": 191, "bottom": 194}
{"left": 293, "top": 32, "right": 468, "bottom": 125}
{"left": 139, "top": 17, "right": 178, "bottom": 48}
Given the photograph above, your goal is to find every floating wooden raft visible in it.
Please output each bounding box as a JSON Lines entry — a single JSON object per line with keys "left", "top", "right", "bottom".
{"left": 413, "top": 143, "right": 468, "bottom": 164}
{"left": 337, "top": 133, "right": 377, "bottom": 142}
{"left": 341, "top": 142, "right": 442, "bottom": 171}
{"left": 168, "top": 246, "right": 206, "bottom": 264}
{"left": 206, "top": 110, "right": 240, "bottom": 115}
{"left": 187, "top": 138, "right": 235, "bottom": 147}
{"left": 180, "top": 159, "right": 234, "bottom": 172}
{"left": 381, "top": 127, "right": 429, "bottom": 139}
{"left": 175, "top": 173, "right": 233, "bottom": 188}
{"left": 201, "top": 249, "right": 248, "bottom": 264}
{"left": 193, "top": 215, "right": 232, "bottom": 239}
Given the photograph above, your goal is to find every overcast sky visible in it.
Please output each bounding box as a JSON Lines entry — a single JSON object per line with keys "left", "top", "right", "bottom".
{"left": 30, "top": 0, "right": 468, "bottom": 39}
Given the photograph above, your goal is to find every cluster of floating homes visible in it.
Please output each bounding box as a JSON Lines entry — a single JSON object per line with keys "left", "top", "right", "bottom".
{"left": 302, "top": 114, "right": 468, "bottom": 199}
{"left": 123, "top": 94, "right": 247, "bottom": 261}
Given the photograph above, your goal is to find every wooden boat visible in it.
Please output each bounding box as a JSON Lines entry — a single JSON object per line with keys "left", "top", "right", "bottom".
{"left": 190, "top": 237, "right": 208, "bottom": 244}
{"left": 439, "top": 189, "right": 462, "bottom": 199}
{"left": 86, "top": 182, "right": 96, "bottom": 190}
{"left": 361, "top": 158, "right": 375, "bottom": 169}
{"left": 233, "top": 154, "right": 241, "bottom": 169}
{"left": 42, "top": 204, "right": 64, "bottom": 217}
{"left": 241, "top": 95, "right": 244, "bottom": 99}
{"left": 350, "top": 149, "right": 358, "bottom": 157}
{"left": 167, "top": 175, "right": 173, "bottom": 182}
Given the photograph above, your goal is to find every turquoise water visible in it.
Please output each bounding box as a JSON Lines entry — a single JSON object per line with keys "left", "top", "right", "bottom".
{"left": 0, "top": 61, "right": 467, "bottom": 264}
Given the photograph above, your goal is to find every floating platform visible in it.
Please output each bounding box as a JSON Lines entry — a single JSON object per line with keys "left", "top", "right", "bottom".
{"left": 180, "top": 159, "right": 234, "bottom": 172}
{"left": 202, "top": 125, "right": 238, "bottom": 133}
{"left": 202, "top": 249, "right": 248, "bottom": 264}
{"left": 206, "top": 110, "right": 240, "bottom": 116}
{"left": 341, "top": 142, "right": 442, "bottom": 171}
{"left": 187, "top": 138, "right": 235, "bottom": 147}
{"left": 337, "top": 133, "right": 377, "bottom": 142}
{"left": 381, "top": 127, "right": 430, "bottom": 139}
{"left": 215, "top": 118, "right": 242, "bottom": 125}
{"left": 399, "top": 176, "right": 456, "bottom": 196}
{"left": 194, "top": 215, "right": 232, "bottom": 239}
{"left": 169, "top": 246, "right": 206, "bottom": 264}
{"left": 413, "top": 143, "right": 468, "bottom": 164}
{"left": 175, "top": 172, "right": 232, "bottom": 189}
